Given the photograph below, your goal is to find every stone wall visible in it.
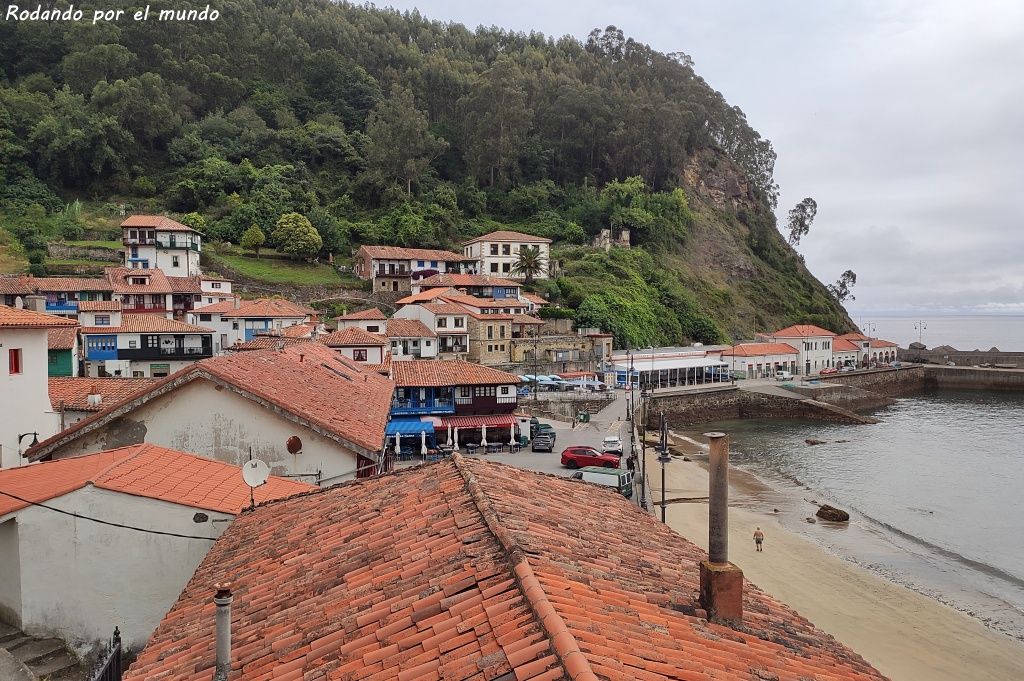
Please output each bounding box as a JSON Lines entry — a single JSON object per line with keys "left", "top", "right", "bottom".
{"left": 902, "top": 348, "right": 1024, "bottom": 367}
{"left": 647, "top": 388, "right": 874, "bottom": 428}
{"left": 922, "top": 366, "right": 1024, "bottom": 391}
{"left": 783, "top": 384, "right": 896, "bottom": 412}
{"left": 46, "top": 243, "right": 122, "bottom": 262}
{"left": 816, "top": 366, "right": 926, "bottom": 395}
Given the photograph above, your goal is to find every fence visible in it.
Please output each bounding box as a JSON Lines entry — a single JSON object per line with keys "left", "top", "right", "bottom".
{"left": 89, "top": 628, "right": 122, "bottom": 681}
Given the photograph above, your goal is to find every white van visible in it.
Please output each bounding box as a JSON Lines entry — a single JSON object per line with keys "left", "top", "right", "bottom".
{"left": 568, "top": 466, "right": 634, "bottom": 498}
{"left": 775, "top": 371, "right": 794, "bottom": 381}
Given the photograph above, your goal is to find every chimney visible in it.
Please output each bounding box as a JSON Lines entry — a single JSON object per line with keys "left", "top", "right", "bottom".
{"left": 233, "top": 296, "right": 240, "bottom": 310}
{"left": 699, "top": 432, "right": 744, "bottom": 625}
{"left": 87, "top": 392, "right": 102, "bottom": 407}
{"left": 213, "top": 583, "right": 233, "bottom": 680}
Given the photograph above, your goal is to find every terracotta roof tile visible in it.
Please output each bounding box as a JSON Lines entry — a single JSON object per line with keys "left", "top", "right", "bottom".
{"left": 385, "top": 318, "right": 436, "bottom": 339}
{"left": 28, "top": 343, "right": 395, "bottom": 461}
{"left": 104, "top": 267, "right": 174, "bottom": 294}
{"left": 81, "top": 314, "right": 212, "bottom": 334}
{"left": 833, "top": 338, "right": 861, "bottom": 352}
{"left": 48, "top": 377, "right": 161, "bottom": 412}
{"left": 227, "top": 336, "right": 314, "bottom": 352}
{"left": 721, "top": 343, "right": 798, "bottom": 357}
{"left": 520, "top": 293, "right": 548, "bottom": 306}
{"left": 358, "top": 245, "right": 466, "bottom": 262}
{"left": 219, "top": 298, "right": 315, "bottom": 319}
{"left": 510, "top": 314, "right": 544, "bottom": 325}
{"left": 167, "top": 276, "right": 203, "bottom": 293}
{"left": 120, "top": 215, "right": 200, "bottom": 232}
{"left": 335, "top": 307, "right": 388, "bottom": 321}
{"left": 419, "top": 302, "right": 470, "bottom": 316}
{"left": 392, "top": 359, "right": 519, "bottom": 387}
{"left": 463, "top": 230, "right": 552, "bottom": 244}
{"left": 47, "top": 327, "right": 78, "bottom": 350}
{"left": 395, "top": 288, "right": 459, "bottom": 305}
{"left": 0, "top": 443, "right": 312, "bottom": 518}
{"left": 320, "top": 327, "right": 388, "bottom": 347}
{"left": 0, "top": 275, "right": 32, "bottom": 295}
{"left": 76, "top": 300, "right": 121, "bottom": 311}
{"left": 29, "top": 276, "right": 114, "bottom": 293}
{"left": 125, "top": 457, "right": 887, "bottom": 681}
{"left": 0, "top": 305, "right": 79, "bottom": 328}
{"left": 416, "top": 273, "right": 520, "bottom": 289}
{"left": 770, "top": 324, "right": 836, "bottom": 338}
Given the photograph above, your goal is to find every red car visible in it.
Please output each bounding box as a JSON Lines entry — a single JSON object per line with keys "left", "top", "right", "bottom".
{"left": 561, "top": 446, "right": 621, "bottom": 469}
{"left": 819, "top": 367, "right": 838, "bottom": 375}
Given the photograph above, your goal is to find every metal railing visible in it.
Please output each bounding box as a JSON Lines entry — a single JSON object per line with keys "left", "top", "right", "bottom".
{"left": 89, "top": 628, "right": 122, "bottom": 681}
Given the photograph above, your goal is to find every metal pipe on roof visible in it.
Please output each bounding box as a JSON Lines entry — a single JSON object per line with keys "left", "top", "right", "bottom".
{"left": 213, "top": 582, "right": 233, "bottom": 680}
{"left": 705, "top": 432, "right": 729, "bottom": 564}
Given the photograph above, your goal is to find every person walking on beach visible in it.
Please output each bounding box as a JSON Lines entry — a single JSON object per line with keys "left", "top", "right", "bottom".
{"left": 753, "top": 527, "right": 764, "bottom": 551}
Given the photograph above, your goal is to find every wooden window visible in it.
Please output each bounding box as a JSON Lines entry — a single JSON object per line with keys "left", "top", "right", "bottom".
{"left": 353, "top": 349, "right": 368, "bottom": 361}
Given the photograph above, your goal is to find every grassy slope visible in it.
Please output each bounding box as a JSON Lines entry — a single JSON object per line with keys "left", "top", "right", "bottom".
{"left": 205, "top": 249, "right": 343, "bottom": 286}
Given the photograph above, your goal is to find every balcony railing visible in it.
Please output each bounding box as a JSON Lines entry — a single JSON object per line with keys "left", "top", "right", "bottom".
{"left": 389, "top": 398, "right": 455, "bottom": 415}
{"left": 122, "top": 302, "right": 168, "bottom": 311}
{"left": 122, "top": 237, "right": 156, "bottom": 245}
{"left": 155, "top": 241, "right": 201, "bottom": 251}
{"left": 119, "top": 347, "right": 212, "bottom": 361}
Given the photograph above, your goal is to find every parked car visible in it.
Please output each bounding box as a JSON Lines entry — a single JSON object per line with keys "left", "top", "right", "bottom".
{"left": 531, "top": 434, "right": 554, "bottom": 452}
{"left": 890, "top": 361, "right": 902, "bottom": 368}
{"left": 819, "top": 367, "right": 838, "bottom": 375}
{"left": 568, "top": 466, "right": 634, "bottom": 498}
{"left": 775, "top": 371, "right": 794, "bottom": 381}
{"left": 601, "top": 436, "right": 623, "bottom": 455}
{"left": 839, "top": 366, "right": 856, "bottom": 373}
{"left": 560, "top": 446, "right": 620, "bottom": 469}
{"left": 531, "top": 423, "right": 556, "bottom": 442}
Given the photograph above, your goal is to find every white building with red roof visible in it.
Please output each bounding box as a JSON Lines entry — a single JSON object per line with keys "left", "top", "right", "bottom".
{"left": 410, "top": 272, "right": 521, "bottom": 299}
{"left": 26, "top": 343, "right": 395, "bottom": 485}
{"left": 0, "top": 305, "right": 80, "bottom": 468}
{"left": 195, "top": 297, "right": 316, "bottom": 352}
{"left": 0, "top": 443, "right": 314, "bottom": 650}
{"left": 462, "top": 229, "right": 551, "bottom": 279}
{"left": 332, "top": 306, "right": 388, "bottom": 334}
{"left": 319, "top": 326, "right": 389, "bottom": 365}
{"left": 384, "top": 317, "right": 437, "bottom": 359}
{"left": 121, "top": 215, "right": 203, "bottom": 277}
{"left": 762, "top": 324, "right": 838, "bottom": 375}
{"left": 352, "top": 245, "right": 468, "bottom": 293}
{"left": 79, "top": 310, "right": 214, "bottom": 378}
{"left": 392, "top": 302, "right": 470, "bottom": 358}
{"left": 720, "top": 342, "right": 799, "bottom": 379}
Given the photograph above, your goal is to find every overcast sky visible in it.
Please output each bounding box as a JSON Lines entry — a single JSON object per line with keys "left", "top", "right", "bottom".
{"left": 385, "top": 0, "right": 1024, "bottom": 315}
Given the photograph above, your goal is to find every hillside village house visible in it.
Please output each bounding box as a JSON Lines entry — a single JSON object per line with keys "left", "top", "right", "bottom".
{"left": 761, "top": 324, "right": 837, "bottom": 375}
{"left": 105, "top": 266, "right": 175, "bottom": 317}
{"left": 332, "top": 306, "right": 387, "bottom": 334}
{"left": 124, "top": 457, "right": 890, "bottom": 681}
{"left": 29, "top": 276, "right": 114, "bottom": 318}
{"left": 319, "top": 326, "right": 390, "bottom": 367}
{"left": 47, "top": 327, "right": 79, "bottom": 377}
{"left": 384, "top": 317, "right": 437, "bottom": 359}
{"left": 121, "top": 215, "right": 203, "bottom": 276}
{"left": 26, "top": 343, "right": 394, "bottom": 485}
{"left": 0, "top": 305, "right": 79, "bottom": 468}
{"left": 167, "top": 274, "right": 233, "bottom": 319}
{"left": 0, "top": 444, "right": 313, "bottom": 650}
{"left": 0, "top": 275, "right": 32, "bottom": 308}
{"left": 410, "top": 272, "right": 521, "bottom": 299}
{"left": 352, "top": 245, "right": 468, "bottom": 292}
{"left": 392, "top": 302, "right": 470, "bottom": 358}
{"left": 462, "top": 229, "right": 552, "bottom": 279}
{"left": 195, "top": 297, "right": 315, "bottom": 352}
{"left": 720, "top": 342, "right": 799, "bottom": 378}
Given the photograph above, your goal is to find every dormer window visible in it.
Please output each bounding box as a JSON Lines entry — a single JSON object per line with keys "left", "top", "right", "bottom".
{"left": 130, "top": 277, "right": 149, "bottom": 285}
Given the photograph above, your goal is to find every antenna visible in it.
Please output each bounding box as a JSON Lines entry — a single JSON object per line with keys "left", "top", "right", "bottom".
{"left": 241, "top": 455, "right": 270, "bottom": 510}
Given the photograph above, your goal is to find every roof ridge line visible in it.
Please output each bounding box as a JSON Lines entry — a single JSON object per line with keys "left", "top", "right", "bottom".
{"left": 91, "top": 443, "right": 152, "bottom": 483}
{"left": 450, "top": 455, "right": 598, "bottom": 681}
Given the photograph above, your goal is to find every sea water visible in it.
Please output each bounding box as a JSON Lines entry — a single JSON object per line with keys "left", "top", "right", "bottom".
{"left": 682, "top": 389, "right": 1024, "bottom": 641}
{"left": 852, "top": 314, "right": 1024, "bottom": 352}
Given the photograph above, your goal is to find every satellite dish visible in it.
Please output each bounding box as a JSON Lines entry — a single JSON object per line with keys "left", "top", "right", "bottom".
{"left": 242, "top": 459, "right": 270, "bottom": 488}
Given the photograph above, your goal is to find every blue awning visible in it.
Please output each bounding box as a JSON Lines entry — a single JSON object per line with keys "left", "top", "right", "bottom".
{"left": 385, "top": 419, "right": 435, "bottom": 436}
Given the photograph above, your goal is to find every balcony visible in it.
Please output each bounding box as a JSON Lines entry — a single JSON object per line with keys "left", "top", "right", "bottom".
{"left": 46, "top": 301, "right": 78, "bottom": 314}
{"left": 376, "top": 267, "right": 410, "bottom": 277}
{"left": 119, "top": 346, "right": 213, "bottom": 361}
{"left": 389, "top": 398, "right": 455, "bottom": 416}
{"left": 122, "top": 302, "right": 169, "bottom": 313}
{"left": 155, "top": 240, "right": 201, "bottom": 251}
{"left": 122, "top": 237, "right": 156, "bottom": 245}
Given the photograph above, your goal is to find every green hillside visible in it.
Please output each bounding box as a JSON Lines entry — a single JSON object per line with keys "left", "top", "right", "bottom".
{"left": 0, "top": 0, "right": 854, "bottom": 344}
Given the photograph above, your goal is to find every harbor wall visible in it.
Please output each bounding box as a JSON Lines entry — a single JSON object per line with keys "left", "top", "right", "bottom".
{"left": 645, "top": 388, "right": 875, "bottom": 427}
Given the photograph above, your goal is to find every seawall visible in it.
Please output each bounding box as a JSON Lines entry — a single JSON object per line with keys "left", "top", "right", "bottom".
{"left": 922, "top": 365, "right": 1024, "bottom": 391}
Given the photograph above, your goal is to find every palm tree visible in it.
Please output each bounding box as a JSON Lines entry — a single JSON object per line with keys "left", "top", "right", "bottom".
{"left": 510, "top": 246, "right": 546, "bottom": 285}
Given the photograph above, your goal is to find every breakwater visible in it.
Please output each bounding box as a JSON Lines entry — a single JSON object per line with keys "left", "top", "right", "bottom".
{"left": 646, "top": 386, "right": 876, "bottom": 428}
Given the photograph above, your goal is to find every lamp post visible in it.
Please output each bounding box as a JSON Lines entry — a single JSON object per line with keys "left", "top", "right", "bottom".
{"left": 915, "top": 320, "right": 927, "bottom": 345}
{"left": 862, "top": 322, "right": 876, "bottom": 367}
{"left": 657, "top": 411, "right": 671, "bottom": 523}
{"left": 639, "top": 386, "right": 649, "bottom": 511}
{"left": 17, "top": 431, "right": 39, "bottom": 459}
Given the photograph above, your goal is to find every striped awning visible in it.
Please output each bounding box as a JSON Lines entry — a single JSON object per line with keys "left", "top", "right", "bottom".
{"left": 437, "top": 414, "right": 518, "bottom": 429}
{"left": 385, "top": 419, "right": 435, "bottom": 436}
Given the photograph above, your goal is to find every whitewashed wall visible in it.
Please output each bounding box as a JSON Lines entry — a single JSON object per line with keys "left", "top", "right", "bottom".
{"left": 0, "top": 328, "right": 60, "bottom": 468}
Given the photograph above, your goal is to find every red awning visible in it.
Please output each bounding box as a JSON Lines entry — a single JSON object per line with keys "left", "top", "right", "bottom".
{"left": 438, "top": 414, "right": 518, "bottom": 429}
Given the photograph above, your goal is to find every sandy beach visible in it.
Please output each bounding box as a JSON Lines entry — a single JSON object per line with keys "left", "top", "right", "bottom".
{"left": 650, "top": 438, "right": 1024, "bottom": 681}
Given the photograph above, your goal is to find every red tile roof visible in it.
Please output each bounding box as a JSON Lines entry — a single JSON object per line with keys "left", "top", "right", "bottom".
{"left": 105, "top": 267, "right": 174, "bottom": 294}
{"left": 721, "top": 342, "right": 799, "bottom": 357}
{"left": 279, "top": 322, "right": 317, "bottom": 338}
{"left": 29, "top": 277, "right": 114, "bottom": 293}
{"left": 838, "top": 332, "right": 869, "bottom": 342}
{"left": 520, "top": 292, "right": 549, "bottom": 306}
{"left": 0, "top": 443, "right": 312, "bottom": 518}
{"left": 438, "top": 293, "right": 528, "bottom": 310}
{"left": 0, "top": 275, "right": 32, "bottom": 295}
{"left": 357, "top": 245, "right": 466, "bottom": 262}
{"left": 320, "top": 326, "right": 388, "bottom": 347}
{"left": 167, "top": 276, "right": 203, "bottom": 293}
{"left": 392, "top": 358, "right": 519, "bottom": 387}
{"left": 395, "top": 287, "right": 458, "bottom": 305}
{"left": 226, "top": 336, "right": 313, "bottom": 352}
{"left": 334, "top": 307, "right": 387, "bottom": 320}
{"left": 28, "top": 343, "right": 395, "bottom": 461}
{"left": 204, "top": 297, "right": 314, "bottom": 319}
{"left": 416, "top": 273, "right": 521, "bottom": 289}
{"left": 81, "top": 314, "right": 212, "bottom": 334}
{"left": 49, "top": 377, "right": 160, "bottom": 412}
{"left": 833, "top": 338, "right": 861, "bottom": 352}
{"left": 120, "top": 215, "right": 200, "bottom": 233}
{"left": 770, "top": 324, "right": 837, "bottom": 338}
{"left": 510, "top": 314, "right": 544, "bottom": 325}
{"left": 385, "top": 318, "right": 436, "bottom": 339}
{"left": 419, "top": 302, "right": 470, "bottom": 316}
{"left": 76, "top": 300, "right": 121, "bottom": 311}
{"left": 0, "top": 305, "right": 79, "bottom": 328}
{"left": 47, "top": 327, "right": 78, "bottom": 350}
{"left": 125, "top": 456, "right": 887, "bottom": 681}
{"left": 464, "top": 229, "right": 552, "bottom": 243}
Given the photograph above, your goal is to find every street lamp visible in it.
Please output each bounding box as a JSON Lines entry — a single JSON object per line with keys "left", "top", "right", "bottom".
{"left": 915, "top": 321, "right": 927, "bottom": 345}
{"left": 862, "top": 322, "right": 876, "bottom": 367}
{"left": 657, "top": 411, "right": 671, "bottom": 523}
{"left": 17, "top": 431, "right": 39, "bottom": 459}
{"left": 639, "top": 386, "right": 649, "bottom": 511}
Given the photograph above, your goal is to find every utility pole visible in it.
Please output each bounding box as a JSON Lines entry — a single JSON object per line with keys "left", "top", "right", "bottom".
{"left": 639, "top": 386, "right": 648, "bottom": 511}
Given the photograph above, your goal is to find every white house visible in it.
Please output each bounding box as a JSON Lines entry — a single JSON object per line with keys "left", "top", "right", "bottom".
{"left": 79, "top": 307, "right": 214, "bottom": 378}
{"left": 462, "top": 230, "right": 551, "bottom": 279}
{"left": 319, "top": 326, "right": 390, "bottom": 366}
{"left": 764, "top": 324, "right": 837, "bottom": 375}
{"left": 392, "top": 302, "right": 470, "bottom": 358}
{"left": 384, "top": 318, "right": 437, "bottom": 360}
{"left": 832, "top": 336, "right": 861, "bottom": 368}
{"left": 26, "top": 343, "right": 395, "bottom": 485}
{"left": 0, "top": 305, "right": 79, "bottom": 469}
{"left": 121, "top": 215, "right": 203, "bottom": 277}
{"left": 105, "top": 266, "right": 175, "bottom": 318}
{"left": 0, "top": 443, "right": 313, "bottom": 651}
{"left": 332, "top": 307, "right": 388, "bottom": 335}
{"left": 48, "top": 376, "right": 160, "bottom": 428}
{"left": 720, "top": 342, "right": 799, "bottom": 379}
{"left": 194, "top": 297, "right": 315, "bottom": 352}
{"left": 352, "top": 245, "right": 468, "bottom": 293}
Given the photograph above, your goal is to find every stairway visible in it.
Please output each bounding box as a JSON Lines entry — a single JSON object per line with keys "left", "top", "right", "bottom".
{"left": 0, "top": 623, "right": 87, "bottom": 681}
